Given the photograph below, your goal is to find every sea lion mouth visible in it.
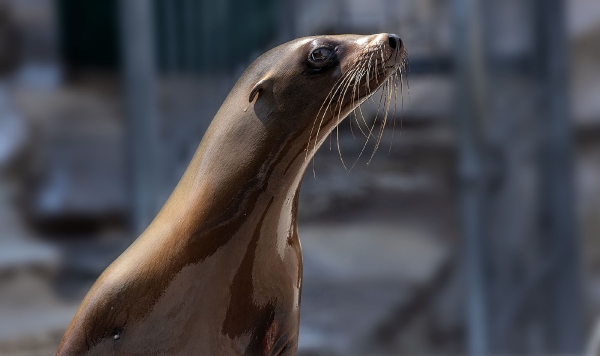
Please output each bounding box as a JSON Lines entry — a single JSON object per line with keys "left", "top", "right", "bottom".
{"left": 306, "top": 33, "right": 409, "bottom": 168}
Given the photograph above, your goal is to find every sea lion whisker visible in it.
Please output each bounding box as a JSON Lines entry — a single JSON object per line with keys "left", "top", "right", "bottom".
{"left": 348, "top": 111, "right": 356, "bottom": 138}
{"left": 306, "top": 68, "right": 353, "bottom": 158}
{"left": 366, "top": 53, "right": 373, "bottom": 94}
{"left": 389, "top": 71, "right": 400, "bottom": 154}
{"left": 347, "top": 65, "right": 361, "bottom": 114}
{"left": 308, "top": 41, "right": 403, "bottom": 176}
{"left": 351, "top": 62, "right": 369, "bottom": 106}
{"left": 312, "top": 64, "right": 359, "bottom": 152}
{"left": 334, "top": 67, "right": 357, "bottom": 118}
{"left": 394, "top": 60, "right": 410, "bottom": 147}
{"left": 335, "top": 125, "right": 347, "bottom": 169}
{"left": 399, "top": 67, "right": 405, "bottom": 119}
{"left": 307, "top": 68, "right": 354, "bottom": 176}
{"left": 349, "top": 67, "right": 369, "bottom": 138}
{"left": 324, "top": 62, "right": 360, "bottom": 116}
{"left": 381, "top": 79, "right": 393, "bottom": 144}
{"left": 354, "top": 73, "right": 374, "bottom": 138}
{"left": 323, "top": 44, "right": 391, "bottom": 171}
{"left": 335, "top": 62, "right": 361, "bottom": 122}
{"left": 348, "top": 67, "right": 371, "bottom": 139}
{"left": 347, "top": 64, "right": 360, "bottom": 137}
{"left": 359, "top": 51, "right": 392, "bottom": 139}
{"left": 372, "top": 84, "right": 388, "bottom": 160}
{"left": 369, "top": 57, "right": 381, "bottom": 105}
{"left": 355, "top": 105, "right": 370, "bottom": 138}
{"left": 373, "top": 57, "right": 379, "bottom": 91}
{"left": 312, "top": 47, "right": 375, "bottom": 171}
{"left": 351, "top": 57, "right": 379, "bottom": 139}
{"left": 328, "top": 68, "right": 362, "bottom": 144}
{"left": 350, "top": 74, "right": 389, "bottom": 170}
{"left": 332, "top": 61, "right": 369, "bottom": 170}
{"left": 383, "top": 79, "right": 394, "bottom": 141}
{"left": 368, "top": 80, "right": 392, "bottom": 163}
{"left": 369, "top": 76, "right": 390, "bottom": 146}
{"left": 402, "top": 50, "right": 411, "bottom": 103}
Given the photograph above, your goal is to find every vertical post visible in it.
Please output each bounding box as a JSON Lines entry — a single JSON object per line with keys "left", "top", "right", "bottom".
{"left": 184, "top": 0, "right": 195, "bottom": 71}
{"left": 164, "top": 0, "right": 179, "bottom": 72}
{"left": 120, "top": 0, "right": 160, "bottom": 235}
{"left": 535, "top": 0, "right": 583, "bottom": 352}
{"left": 453, "top": 0, "right": 489, "bottom": 354}
{"left": 279, "top": 0, "right": 296, "bottom": 42}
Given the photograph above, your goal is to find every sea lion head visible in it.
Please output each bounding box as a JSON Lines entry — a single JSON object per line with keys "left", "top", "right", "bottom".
{"left": 236, "top": 33, "right": 407, "bottom": 157}
{"left": 214, "top": 33, "right": 407, "bottom": 164}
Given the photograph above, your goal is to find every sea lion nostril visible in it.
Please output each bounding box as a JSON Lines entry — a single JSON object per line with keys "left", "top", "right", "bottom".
{"left": 388, "top": 34, "right": 398, "bottom": 49}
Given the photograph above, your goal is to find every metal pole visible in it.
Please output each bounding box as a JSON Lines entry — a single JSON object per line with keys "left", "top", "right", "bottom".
{"left": 184, "top": 0, "right": 195, "bottom": 71}
{"left": 535, "top": 0, "right": 583, "bottom": 352}
{"left": 453, "top": 0, "right": 489, "bottom": 354}
{"left": 164, "top": 0, "right": 179, "bottom": 72}
{"left": 120, "top": 0, "right": 160, "bottom": 235}
{"left": 279, "top": 0, "right": 296, "bottom": 42}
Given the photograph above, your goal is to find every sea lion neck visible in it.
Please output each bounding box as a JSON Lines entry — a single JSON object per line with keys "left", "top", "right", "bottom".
{"left": 148, "top": 100, "right": 309, "bottom": 248}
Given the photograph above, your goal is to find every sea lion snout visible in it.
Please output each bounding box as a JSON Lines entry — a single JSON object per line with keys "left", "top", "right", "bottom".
{"left": 372, "top": 32, "right": 404, "bottom": 55}
{"left": 387, "top": 33, "right": 402, "bottom": 50}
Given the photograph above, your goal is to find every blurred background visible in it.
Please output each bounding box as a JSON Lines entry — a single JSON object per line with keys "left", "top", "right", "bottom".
{"left": 0, "top": 0, "right": 598, "bottom": 355}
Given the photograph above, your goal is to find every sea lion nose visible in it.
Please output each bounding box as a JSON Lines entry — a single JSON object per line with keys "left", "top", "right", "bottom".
{"left": 387, "top": 34, "right": 402, "bottom": 50}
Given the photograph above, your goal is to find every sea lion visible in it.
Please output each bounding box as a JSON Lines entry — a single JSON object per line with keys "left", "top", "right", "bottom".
{"left": 57, "top": 33, "right": 406, "bottom": 356}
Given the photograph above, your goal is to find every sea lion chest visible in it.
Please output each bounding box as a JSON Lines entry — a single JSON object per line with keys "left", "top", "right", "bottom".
{"left": 68, "top": 198, "right": 302, "bottom": 356}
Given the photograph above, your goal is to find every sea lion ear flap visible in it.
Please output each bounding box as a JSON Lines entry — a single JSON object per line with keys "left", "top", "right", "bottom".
{"left": 249, "top": 78, "right": 273, "bottom": 103}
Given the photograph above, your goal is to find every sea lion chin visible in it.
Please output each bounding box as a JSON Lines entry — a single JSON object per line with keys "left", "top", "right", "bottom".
{"left": 57, "top": 33, "right": 406, "bottom": 356}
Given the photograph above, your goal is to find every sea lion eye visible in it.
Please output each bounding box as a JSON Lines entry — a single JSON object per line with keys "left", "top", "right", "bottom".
{"left": 308, "top": 47, "right": 335, "bottom": 68}
{"left": 311, "top": 47, "right": 332, "bottom": 61}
